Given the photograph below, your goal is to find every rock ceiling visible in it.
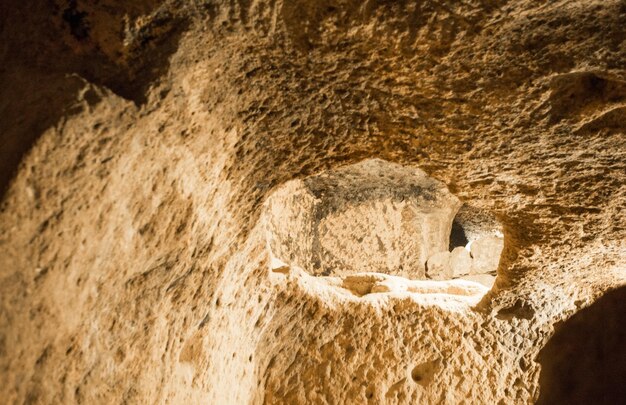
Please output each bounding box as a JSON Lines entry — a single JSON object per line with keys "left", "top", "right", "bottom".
{"left": 0, "top": 0, "right": 624, "bottom": 403}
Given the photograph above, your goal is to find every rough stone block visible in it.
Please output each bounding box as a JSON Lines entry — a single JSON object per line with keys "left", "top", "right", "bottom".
{"left": 450, "top": 246, "right": 472, "bottom": 278}
{"left": 426, "top": 251, "right": 452, "bottom": 280}
{"left": 470, "top": 235, "right": 504, "bottom": 275}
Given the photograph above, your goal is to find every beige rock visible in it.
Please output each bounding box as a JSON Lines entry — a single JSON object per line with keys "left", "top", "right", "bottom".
{"left": 451, "top": 205, "right": 503, "bottom": 245}
{"left": 470, "top": 236, "right": 505, "bottom": 275}
{"left": 426, "top": 251, "right": 452, "bottom": 280}
{"left": 460, "top": 274, "right": 497, "bottom": 288}
{"left": 450, "top": 246, "right": 473, "bottom": 278}
{"left": 426, "top": 247, "right": 472, "bottom": 280}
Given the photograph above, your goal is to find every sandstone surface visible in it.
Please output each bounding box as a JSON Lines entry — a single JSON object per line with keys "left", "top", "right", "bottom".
{"left": 264, "top": 159, "right": 461, "bottom": 278}
{"left": 0, "top": 0, "right": 625, "bottom": 404}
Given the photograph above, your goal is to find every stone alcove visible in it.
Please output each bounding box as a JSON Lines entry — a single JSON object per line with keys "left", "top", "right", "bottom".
{"left": 262, "top": 159, "right": 503, "bottom": 294}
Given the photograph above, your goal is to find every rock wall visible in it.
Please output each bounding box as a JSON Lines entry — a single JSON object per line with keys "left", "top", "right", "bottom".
{"left": 0, "top": 0, "right": 625, "bottom": 404}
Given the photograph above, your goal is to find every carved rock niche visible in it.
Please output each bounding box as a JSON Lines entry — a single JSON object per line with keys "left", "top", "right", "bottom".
{"left": 263, "top": 159, "right": 503, "bottom": 289}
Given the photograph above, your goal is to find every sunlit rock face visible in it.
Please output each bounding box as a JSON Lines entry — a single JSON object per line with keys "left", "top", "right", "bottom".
{"left": 426, "top": 205, "right": 504, "bottom": 285}
{"left": 264, "top": 159, "right": 461, "bottom": 279}
{"left": 1, "top": 0, "right": 625, "bottom": 404}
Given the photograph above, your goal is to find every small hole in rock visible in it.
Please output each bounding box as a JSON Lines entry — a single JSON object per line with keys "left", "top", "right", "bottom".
{"left": 410, "top": 360, "right": 437, "bottom": 385}
{"left": 411, "top": 366, "right": 423, "bottom": 382}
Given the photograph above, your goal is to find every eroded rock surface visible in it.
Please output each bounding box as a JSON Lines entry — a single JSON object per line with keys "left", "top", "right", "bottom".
{"left": 0, "top": 0, "right": 625, "bottom": 404}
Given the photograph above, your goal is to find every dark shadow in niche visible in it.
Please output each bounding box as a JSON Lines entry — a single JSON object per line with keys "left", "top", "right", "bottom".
{"left": 536, "top": 286, "right": 626, "bottom": 405}
{"left": 0, "top": 71, "right": 87, "bottom": 199}
{"left": 448, "top": 219, "right": 469, "bottom": 251}
{"left": 57, "top": 13, "right": 190, "bottom": 106}
{"left": 0, "top": 1, "right": 189, "bottom": 199}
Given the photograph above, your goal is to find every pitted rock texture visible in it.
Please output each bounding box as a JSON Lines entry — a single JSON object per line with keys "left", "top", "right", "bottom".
{"left": 1, "top": 0, "right": 625, "bottom": 404}
{"left": 264, "top": 159, "right": 461, "bottom": 278}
